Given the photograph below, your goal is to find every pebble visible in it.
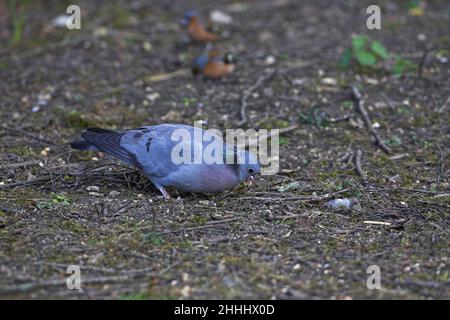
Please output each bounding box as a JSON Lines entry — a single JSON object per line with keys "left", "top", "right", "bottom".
{"left": 109, "top": 190, "right": 121, "bottom": 198}
{"left": 264, "top": 55, "right": 276, "bottom": 65}
{"left": 321, "top": 77, "right": 337, "bottom": 86}
{"left": 146, "top": 92, "right": 160, "bottom": 102}
{"left": 87, "top": 185, "right": 100, "bottom": 192}
{"left": 326, "top": 198, "right": 353, "bottom": 209}
{"left": 210, "top": 10, "right": 232, "bottom": 24}
{"left": 142, "top": 41, "right": 152, "bottom": 52}
{"left": 89, "top": 192, "right": 104, "bottom": 197}
{"left": 325, "top": 198, "right": 361, "bottom": 212}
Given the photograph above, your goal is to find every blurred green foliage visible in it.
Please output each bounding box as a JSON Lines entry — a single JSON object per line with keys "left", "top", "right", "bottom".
{"left": 9, "top": 0, "right": 30, "bottom": 45}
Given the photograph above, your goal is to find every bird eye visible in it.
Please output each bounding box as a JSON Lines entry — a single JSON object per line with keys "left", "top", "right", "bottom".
{"left": 248, "top": 168, "right": 254, "bottom": 174}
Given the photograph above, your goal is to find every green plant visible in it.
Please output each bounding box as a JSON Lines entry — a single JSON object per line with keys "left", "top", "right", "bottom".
{"left": 279, "top": 137, "right": 289, "bottom": 146}
{"left": 37, "top": 193, "right": 72, "bottom": 210}
{"left": 9, "top": 0, "right": 29, "bottom": 45}
{"left": 181, "top": 96, "right": 196, "bottom": 107}
{"left": 299, "top": 106, "right": 329, "bottom": 129}
{"left": 341, "top": 35, "right": 416, "bottom": 75}
{"left": 392, "top": 55, "right": 416, "bottom": 75}
{"left": 140, "top": 232, "right": 166, "bottom": 246}
{"left": 341, "top": 35, "right": 389, "bottom": 68}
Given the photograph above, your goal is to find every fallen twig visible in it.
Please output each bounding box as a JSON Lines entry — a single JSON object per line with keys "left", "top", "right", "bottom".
{"left": 436, "top": 96, "right": 450, "bottom": 114}
{"left": 364, "top": 185, "right": 448, "bottom": 195}
{"left": 0, "top": 271, "right": 156, "bottom": 296}
{"left": 160, "top": 217, "right": 241, "bottom": 234}
{"left": 237, "top": 188, "right": 350, "bottom": 203}
{"left": 418, "top": 46, "right": 450, "bottom": 79}
{"left": 0, "top": 175, "right": 55, "bottom": 189}
{"left": 237, "top": 69, "right": 276, "bottom": 126}
{"left": 350, "top": 86, "right": 391, "bottom": 154}
{"left": 0, "top": 206, "right": 22, "bottom": 214}
{"left": 0, "top": 125, "right": 55, "bottom": 146}
{"left": 143, "top": 68, "right": 190, "bottom": 83}
{"left": 0, "top": 160, "right": 42, "bottom": 169}
{"left": 354, "top": 149, "right": 366, "bottom": 179}
{"left": 247, "top": 124, "right": 300, "bottom": 147}
{"left": 435, "top": 143, "right": 445, "bottom": 185}
{"left": 363, "top": 220, "right": 391, "bottom": 226}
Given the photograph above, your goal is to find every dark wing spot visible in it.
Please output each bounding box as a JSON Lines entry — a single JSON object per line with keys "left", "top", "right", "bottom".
{"left": 134, "top": 132, "right": 142, "bottom": 139}
{"left": 146, "top": 137, "right": 153, "bottom": 152}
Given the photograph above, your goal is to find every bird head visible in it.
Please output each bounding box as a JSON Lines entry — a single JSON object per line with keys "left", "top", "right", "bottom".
{"left": 180, "top": 10, "right": 197, "bottom": 26}
{"left": 238, "top": 151, "right": 260, "bottom": 186}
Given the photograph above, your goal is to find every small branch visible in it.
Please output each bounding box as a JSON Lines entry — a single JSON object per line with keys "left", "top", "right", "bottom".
{"left": 417, "top": 46, "right": 450, "bottom": 79}
{"left": 143, "top": 68, "right": 190, "bottom": 83}
{"left": 247, "top": 124, "right": 300, "bottom": 148}
{"left": 0, "top": 206, "right": 22, "bottom": 214}
{"left": 436, "top": 96, "right": 450, "bottom": 114}
{"left": 0, "top": 272, "right": 156, "bottom": 296}
{"left": 354, "top": 149, "right": 366, "bottom": 180}
{"left": 237, "top": 188, "right": 350, "bottom": 203}
{"left": 364, "top": 186, "right": 448, "bottom": 195}
{"left": 237, "top": 69, "right": 276, "bottom": 126}
{"left": 350, "top": 86, "right": 391, "bottom": 154}
{"left": 160, "top": 217, "right": 241, "bottom": 234}
{"left": 435, "top": 143, "right": 445, "bottom": 185}
{"left": 0, "top": 160, "right": 42, "bottom": 169}
{"left": 0, "top": 125, "right": 55, "bottom": 146}
{"left": 0, "top": 175, "right": 54, "bottom": 189}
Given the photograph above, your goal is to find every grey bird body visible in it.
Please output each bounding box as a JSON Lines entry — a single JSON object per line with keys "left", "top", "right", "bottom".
{"left": 71, "top": 124, "right": 260, "bottom": 198}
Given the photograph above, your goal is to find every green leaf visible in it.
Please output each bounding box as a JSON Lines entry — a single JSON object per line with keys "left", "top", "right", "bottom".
{"left": 340, "top": 48, "right": 352, "bottom": 68}
{"left": 352, "top": 35, "right": 368, "bottom": 51}
{"left": 371, "top": 40, "right": 389, "bottom": 59}
{"left": 356, "top": 50, "right": 377, "bottom": 66}
{"left": 392, "top": 55, "right": 415, "bottom": 75}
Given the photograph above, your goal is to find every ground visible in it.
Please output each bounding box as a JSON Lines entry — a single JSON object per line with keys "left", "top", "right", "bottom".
{"left": 0, "top": 0, "right": 449, "bottom": 299}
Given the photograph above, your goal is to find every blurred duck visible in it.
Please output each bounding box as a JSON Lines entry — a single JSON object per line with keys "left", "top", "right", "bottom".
{"left": 181, "top": 10, "right": 220, "bottom": 43}
{"left": 192, "top": 50, "right": 236, "bottom": 78}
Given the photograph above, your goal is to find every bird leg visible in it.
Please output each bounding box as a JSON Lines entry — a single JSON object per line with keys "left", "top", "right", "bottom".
{"left": 156, "top": 184, "right": 171, "bottom": 200}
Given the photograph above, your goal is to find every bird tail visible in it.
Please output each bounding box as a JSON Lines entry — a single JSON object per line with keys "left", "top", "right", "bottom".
{"left": 70, "top": 127, "right": 140, "bottom": 168}
{"left": 70, "top": 139, "right": 99, "bottom": 151}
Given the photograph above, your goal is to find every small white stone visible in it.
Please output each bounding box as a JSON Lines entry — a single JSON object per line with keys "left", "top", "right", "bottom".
{"left": 321, "top": 77, "right": 337, "bottom": 86}
{"left": 87, "top": 185, "right": 100, "bottom": 192}
{"left": 210, "top": 10, "right": 232, "bottom": 24}
{"left": 142, "top": 41, "right": 152, "bottom": 52}
{"left": 180, "top": 285, "right": 191, "bottom": 297}
{"left": 109, "top": 190, "right": 120, "bottom": 197}
{"left": 146, "top": 92, "right": 160, "bottom": 102}
{"left": 264, "top": 55, "right": 276, "bottom": 65}
{"left": 417, "top": 33, "right": 427, "bottom": 42}
{"left": 89, "top": 192, "right": 103, "bottom": 197}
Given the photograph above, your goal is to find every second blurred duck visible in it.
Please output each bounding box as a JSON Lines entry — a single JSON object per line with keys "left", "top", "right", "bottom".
{"left": 192, "top": 49, "right": 237, "bottom": 78}
{"left": 181, "top": 10, "right": 220, "bottom": 43}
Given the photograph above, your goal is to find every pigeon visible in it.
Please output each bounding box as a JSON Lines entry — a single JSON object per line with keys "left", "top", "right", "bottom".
{"left": 192, "top": 49, "right": 237, "bottom": 78}
{"left": 180, "top": 10, "right": 220, "bottom": 43}
{"left": 71, "top": 124, "right": 260, "bottom": 199}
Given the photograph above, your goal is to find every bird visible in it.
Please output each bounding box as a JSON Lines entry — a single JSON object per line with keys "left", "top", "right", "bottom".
{"left": 192, "top": 49, "right": 237, "bottom": 78}
{"left": 71, "top": 124, "right": 260, "bottom": 199}
{"left": 180, "top": 10, "right": 220, "bottom": 43}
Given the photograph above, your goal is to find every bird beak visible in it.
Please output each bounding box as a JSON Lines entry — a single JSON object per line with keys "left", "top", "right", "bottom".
{"left": 244, "top": 175, "right": 254, "bottom": 186}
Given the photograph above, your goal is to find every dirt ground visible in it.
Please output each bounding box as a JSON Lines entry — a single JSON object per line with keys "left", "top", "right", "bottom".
{"left": 0, "top": 0, "right": 449, "bottom": 299}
